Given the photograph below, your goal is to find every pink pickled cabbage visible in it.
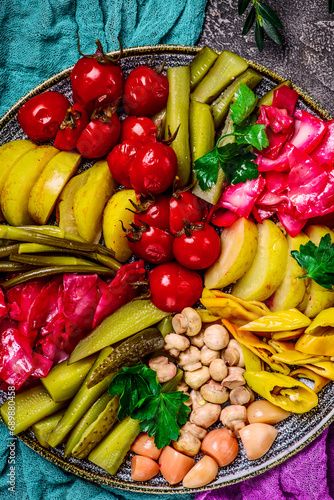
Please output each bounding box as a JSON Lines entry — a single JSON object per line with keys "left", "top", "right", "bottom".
{"left": 256, "top": 106, "right": 294, "bottom": 159}
{"left": 277, "top": 213, "right": 307, "bottom": 237}
{"left": 0, "top": 288, "right": 7, "bottom": 320}
{"left": 311, "top": 120, "right": 334, "bottom": 169}
{"left": 286, "top": 144, "right": 328, "bottom": 215}
{"left": 0, "top": 326, "right": 34, "bottom": 389}
{"left": 290, "top": 110, "right": 327, "bottom": 154}
{"left": 219, "top": 177, "right": 265, "bottom": 218}
{"left": 28, "top": 277, "right": 62, "bottom": 328}
{"left": 7, "top": 281, "right": 45, "bottom": 322}
{"left": 92, "top": 260, "right": 146, "bottom": 328}
{"left": 256, "top": 143, "right": 290, "bottom": 172}
{"left": 272, "top": 85, "right": 299, "bottom": 116}
{"left": 63, "top": 274, "right": 99, "bottom": 336}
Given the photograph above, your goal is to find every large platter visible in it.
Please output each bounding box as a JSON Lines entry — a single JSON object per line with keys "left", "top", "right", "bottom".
{"left": 0, "top": 45, "right": 333, "bottom": 494}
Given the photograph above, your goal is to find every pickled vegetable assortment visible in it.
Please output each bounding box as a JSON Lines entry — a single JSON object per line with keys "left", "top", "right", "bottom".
{"left": 1, "top": 42, "right": 334, "bottom": 491}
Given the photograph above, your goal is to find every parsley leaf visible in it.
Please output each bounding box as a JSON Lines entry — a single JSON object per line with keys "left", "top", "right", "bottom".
{"left": 193, "top": 84, "right": 268, "bottom": 190}
{"left": 291, "top": 234, "right": 334, "bottom": 290}
{"left": 231, "top": 84, "right": 258, "bottom": 124}
{"left": 193, "top": 147, "right": 220, "bottom": 191}
{"left": 108, "top": 363, "right": 190, "bottom": 448}
{"left": 108, "top": 363, "right": 159, "bottom": 420}
{"left": 219, "top": 143, "right": 258, "bottom": 185}
{"left": 234, "top": 116, "right": 269, "bottom": 150}
{"left": 132, "top": 392, "right": 190, "bottom": 449}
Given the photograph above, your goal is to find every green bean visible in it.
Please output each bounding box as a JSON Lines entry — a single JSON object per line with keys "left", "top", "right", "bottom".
{"left": 211, "top": 68, "right": 263, "bottom": 129}
{"left": 191, "top": 51, "right": 249, "bottom": 104}
{"left": 69, "top": 299, "right": 169, "bottom": 364}
{"left": 0, "top": 262, "right": 33, "bottom": 272}
{"left": 190, "top": 46, "right": 218, "bottom": 91}
{"left": 165, "top": 66, "right": 191, "bottom": 186}
{"left": 17, "top": 225, "right": 86, "bottom": 242}
{"left": 0, "top": 225, "right": 115, "bottom": 258}
{"left": 10, "top": 254, "right": 96, "bottom": 268}
{"left": 18, "top": 243, "right": 122, "bottom": 272}
{"left": 0, "top": 243, "right": 20, "bottom": 258}
{"left": 2, "top": 264, "right": 115, "bottom": 290}
{"left": 47, "top": 347, "right": 117, "bottom": 448}
{"left": 41, "top": 355, "right": 98, "bottom": 402}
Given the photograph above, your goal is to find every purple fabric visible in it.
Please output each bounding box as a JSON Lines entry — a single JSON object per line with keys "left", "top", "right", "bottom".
{"left": 196, "top": 424, "right": 334, "bottom": 500}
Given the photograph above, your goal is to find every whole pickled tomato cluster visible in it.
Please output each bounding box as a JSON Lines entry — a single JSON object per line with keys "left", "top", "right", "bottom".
{"left": 17, "top": 39, "right": 169, "bottom": 160}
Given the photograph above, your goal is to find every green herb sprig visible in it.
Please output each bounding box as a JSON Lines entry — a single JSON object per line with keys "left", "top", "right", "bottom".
{"left": 238, "top": 0, "right": 283, "bottom": 52}
{"left": 291, "top": 234, "right": 334, "bottom": 290}
{"left": 330, "top": 0, "right": 334, "bottom": 14}
{"left": 108, "top": 363, "right": 190, "bottom": 449}
{"left": 193, "top": 84, "right": 268, "bottom": 191}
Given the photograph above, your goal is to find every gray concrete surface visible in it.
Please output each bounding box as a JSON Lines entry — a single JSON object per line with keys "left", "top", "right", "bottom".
{"left": 199, "top": 0, "right": 334, "bottom": 115}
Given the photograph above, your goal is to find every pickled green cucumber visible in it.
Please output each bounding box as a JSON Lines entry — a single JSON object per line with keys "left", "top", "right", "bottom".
{"left": 65, "top": 391, "right": 112, "bottom": 456}
{"left": 47, "top": 347, "right": 116, "bottom": 448}
{"left": 192, "top": 110, "right": 234, "bottom": 205}
{"left": 165, "top": 66, "right": 191, "bottom": 186}
{"left": 88, "top": 416, "right": 140, "bottom": 475}
{"left": 86, "top": 328, "right": 164, "bottom": 388}
{"left": 69, "top": 300, "right": 168, "bottom": 364}
{"left": 41, "top": 354, "right": 97, "bottom": 402}
{"left": 71, "top": 395, "right": 119, "bottom": 459}
{"left": 1, "top": 385, "right": 67, "bottom": 434}
{"left": 191, "top": 51, "right": 248, "bottom": 104}
{"left": 87, "top": 369, "right": 184, "bottom": 475}
{"left": 211, "top": 68, "right": 262, "bottom": 129}
{"left": 32, "top": 410, "right": 65, "bottom": 448}
{"left": 190, "top": 46, "right": 218, "bottom": 90}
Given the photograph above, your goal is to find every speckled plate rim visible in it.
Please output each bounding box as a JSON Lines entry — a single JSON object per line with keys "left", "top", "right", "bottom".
{"left": 0, "top": 44, "right": 333, "bottom": 494}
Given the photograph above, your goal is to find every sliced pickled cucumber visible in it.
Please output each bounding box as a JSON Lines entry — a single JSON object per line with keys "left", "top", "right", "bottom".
{"left": 86, "top": 328, "right": 164, "bottom": 388}
{"left": 41, "top": 354, "right": 97, "bottom": 402}
{"left": 65, "top": 391, "right": 112, "bottom": 456}
{"left": 32, "top": 410, "right": 65, "bottom": 448}
{"left": 72, "top": 395, "right": 119, "bottom": 459}
{"left": 1, "top": 385, "right": 67, "bottom": 434}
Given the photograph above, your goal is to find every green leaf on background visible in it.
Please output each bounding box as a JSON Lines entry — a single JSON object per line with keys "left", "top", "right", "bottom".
{"left": 258, "top": 2, "right": 284, "bottom": 29}
{"left": 330, "top": 0, "right": 334, "bottom": 14}
{"left": 291, "top": 234, "right": 334, "bottom": 290}
{"left": 262, "top": 19, "right": 282, "bottom": 45}
{"left": 242, "top": 6, "right": 256, "bottom": 35}
{"left": 238, "top": 0, "right": 252, "bottom": 15}
{"left": 255, "top": 21, "right": 264, "bottom": 52}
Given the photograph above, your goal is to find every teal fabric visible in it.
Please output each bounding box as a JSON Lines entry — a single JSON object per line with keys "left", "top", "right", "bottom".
{"left": 0, "top": 0, "right": 207, "bottom": 497}
{"left": 0, "top": 0, "right": 207, "bottom": 117}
